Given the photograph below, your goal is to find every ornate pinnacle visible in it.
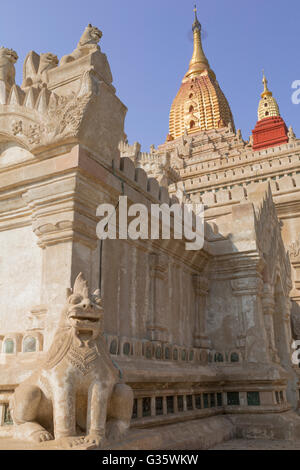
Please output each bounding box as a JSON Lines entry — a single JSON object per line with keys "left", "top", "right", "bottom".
{"left": 185, "top": 3, "right": 210, "bottom": 80}
{"left": 261, "top": 70, "right": 272, "bottom": 98}
{"left": 192, "top": 4, "right": 201, "bottom": 32}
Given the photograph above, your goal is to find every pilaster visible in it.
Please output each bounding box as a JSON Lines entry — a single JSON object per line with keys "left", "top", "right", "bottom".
{"left": 231, "top": 275, "right": 270, "bottom": 363}
{"left": 192, "top": 274, "right": 210, "bottom": 349}
{"left": 261, "top": 284, "right": 280, "bottom": 363}
{"left": 147, "top": 253, "right": 169, "bottom": 342}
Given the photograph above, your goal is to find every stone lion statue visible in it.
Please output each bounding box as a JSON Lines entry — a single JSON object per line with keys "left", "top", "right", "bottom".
{"left": 10, "top": 273, "right": 133, "bottom": 449}
{"left": 22, "top": 51, "right": 58, "bottom": 88}
{"left": 0, "top": 47, "right": 18, "bottom": 103}
{"left": 60, "top": 24, "right": 103, "bottom": 65}
{"left": 0, "top": 47, "right": 18, "bottom": 84}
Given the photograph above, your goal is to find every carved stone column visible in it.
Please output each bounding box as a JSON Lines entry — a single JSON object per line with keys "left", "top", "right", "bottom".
{"left": 147, "top": 253, "right": 169, "bottom": 342}
{"left": 231, "top": 276, "right": 270, "bottom": 363}
{"left": 262, "top": 284, "right": 280, "bottom": 363}
{"left": 192, "top": 275, "right": 210, "bottom": 349}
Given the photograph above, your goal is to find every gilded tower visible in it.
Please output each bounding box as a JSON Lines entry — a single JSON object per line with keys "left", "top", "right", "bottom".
{"left": 258, "top": 72, "right": 280, "bottom": 121}
{"left": 252, "top": 72, "right": 288, "bottom": 151}
{"left": 168, "top": 6, "right": 235, "bottom": 141}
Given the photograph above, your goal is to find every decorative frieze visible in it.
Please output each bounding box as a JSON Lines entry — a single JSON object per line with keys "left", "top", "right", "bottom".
{"left": 231, "top": 277, "right": 263, "bottom": 297}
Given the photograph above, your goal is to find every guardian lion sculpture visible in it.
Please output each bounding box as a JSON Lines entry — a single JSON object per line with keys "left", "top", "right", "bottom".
{"left": 10, "top": 273, "right": 133, "bottom": 449}
{"left": 60, "top": 24, "right": 103, "bottom": 65}
{"left": 22, "top": 51, "right": 58, "bottom": 88}
{"left": 0, "top": 47, "right": 18, "bottom": 103}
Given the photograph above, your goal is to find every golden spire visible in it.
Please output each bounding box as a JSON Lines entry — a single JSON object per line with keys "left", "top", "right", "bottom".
{"left": 258, "top": 71, "right": 280, "bottom": 121}
{"left": 168, "top": 5, "right": 235, "bottom": 139}
{"left": 184, "top": 5, "right": 212, "bottom": 81}
{"left": 261, "top": 70, "right": 272, "bottom": 98}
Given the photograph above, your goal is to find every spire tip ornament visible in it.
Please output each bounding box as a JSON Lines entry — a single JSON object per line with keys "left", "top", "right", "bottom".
{"left": 192, "top": 4, "right": 201, "bottom": 32}
{"left": 185, "top": 4, "right": 209, "bottom": 79}
{"left": 261, "top": 70, "right": 272, "bottom": 98}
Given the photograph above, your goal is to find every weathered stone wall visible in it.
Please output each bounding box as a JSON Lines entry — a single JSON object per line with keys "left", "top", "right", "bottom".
{"left": 0, "top": 226, "right": 42, "bottom": 333}
{"left": 101, "top": 238, "right": 197, "bottom": 346}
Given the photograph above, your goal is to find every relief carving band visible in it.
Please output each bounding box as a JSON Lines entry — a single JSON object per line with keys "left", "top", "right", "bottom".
{"left": 10, "top": 274, "right": 133, "bottom": 449}
{"left": 289, "top": 237, "right": 300, "bottom": 261}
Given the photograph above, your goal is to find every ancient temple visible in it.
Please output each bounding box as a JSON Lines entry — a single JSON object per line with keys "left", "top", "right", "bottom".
{"left": 0, "top": 9, "right": 300, "bottom": 450}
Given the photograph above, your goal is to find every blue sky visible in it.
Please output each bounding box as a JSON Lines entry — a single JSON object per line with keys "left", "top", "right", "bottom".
{"left": 1, "top": 0, "right": 299, "bottom": 151}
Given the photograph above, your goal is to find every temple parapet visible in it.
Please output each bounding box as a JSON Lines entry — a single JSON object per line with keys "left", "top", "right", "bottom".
{"left": 119, "top": 140, "right": 181, "bottom": 187}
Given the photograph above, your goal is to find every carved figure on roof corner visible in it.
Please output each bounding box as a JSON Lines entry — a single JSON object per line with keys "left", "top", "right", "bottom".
{"left": 288, "top": 126, "right": 296, "bottom": 142}
{"left": 9, "top": 273, "right": 133, "bottom": 449}
{"left": 60, "top": 24, "right": 103, "bottom": 66}
{"left": 0, "top": 47, "right": 18, "bottom": 104}
{"left": 246, "top": 135, "right": 253, "bottom": 148}
{"left": 22, "top": 51, "right": 59, "bottom": 88}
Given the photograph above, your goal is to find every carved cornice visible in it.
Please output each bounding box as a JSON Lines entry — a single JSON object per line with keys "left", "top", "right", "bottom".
{"left": 149, "top": 253, "right": 169, "bottom": 280}
{"left": 22, "top": 176, "right": 99, "bottom": 250}
{"left": 231, "top": 277, "right": 263, "bottom": 297}
{"left": 211, "top": 252, "right": 263, "bottom": 280}
{"left": 32, "top": 220, "right": 97, "bottom": 249}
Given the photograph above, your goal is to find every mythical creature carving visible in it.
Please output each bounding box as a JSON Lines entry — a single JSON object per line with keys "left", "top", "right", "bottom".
{"left": 13, "top": 71, "right": 94, "bottom": 148}
{"left": 0, "top": 47, "right": 18, "bottom": 103}
{"left": 46, "top": 83, "right": 92, "bottom": 138}
{"left": 288, "top": 237, "right": 300, "bottom": 261}
{"left": 10, "top": 273, "right": 133, "bottom": 449}
{"left": 246, "top": 135, "right": 253, "bottom": 148}
{"left": 60, "top": 24, "right": 102, "bottom": 65}
{"left": 288, "top": 126, "right": 296, "bottom": 142}
{"left": 22, "top": 51, "right": 59, "bottom": 88}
